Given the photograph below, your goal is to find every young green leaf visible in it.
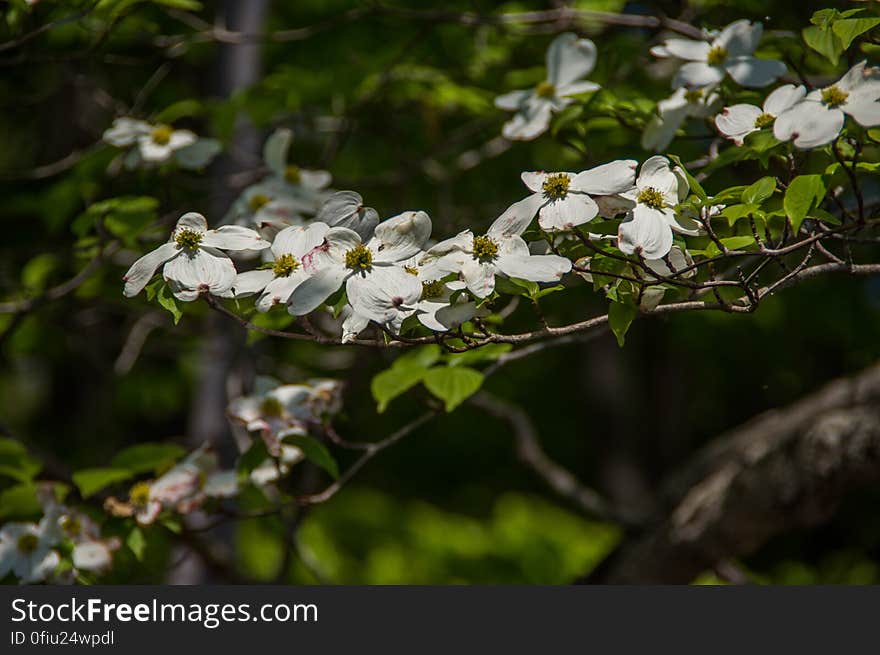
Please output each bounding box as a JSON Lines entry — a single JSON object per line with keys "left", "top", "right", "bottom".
{"left": 72, "top": 467, "right": 134, "bottom": 498}
{"left": 741, "top": 176, "right": 776, "bottom": 205}
{"left": 423, "top": 366, "right": 484, "bottom": 412}
{"left": 281, "top": 433, "right": 339, "bottom": 479}
{"left": 784, "top": 175, "right": 826, "bottom": 233}
{"left": 111, "top": 443, "right": 186, "bottom": 475}
{"left": 609, "top": 301, "right": 637, "bottom": 347}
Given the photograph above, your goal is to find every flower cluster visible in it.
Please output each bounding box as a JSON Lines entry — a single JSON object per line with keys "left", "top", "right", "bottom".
{"left": 124, "top": 124, "right": 708, "bottom": 339}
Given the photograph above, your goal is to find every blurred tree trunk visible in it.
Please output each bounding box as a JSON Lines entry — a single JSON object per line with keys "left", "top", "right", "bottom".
{"left": 173, "top": 0, "right": 270, "bottom": 585}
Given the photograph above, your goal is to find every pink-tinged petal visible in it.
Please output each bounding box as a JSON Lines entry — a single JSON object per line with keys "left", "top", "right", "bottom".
{"left": 715, "top": 104, "right": 762, "bottom": 144}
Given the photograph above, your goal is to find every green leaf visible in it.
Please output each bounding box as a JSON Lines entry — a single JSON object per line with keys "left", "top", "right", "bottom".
{"left": 741, "top": 176, "right": 777, "bottom": 205}
{"left": 237, "top": 439, "right": 271, "bottom": 477}
{"left": 156, "top": 283, "right": 183, "bottom": 325}
{"left": 153, "top": 0, "right": 203, "bottom": 9}
{"left": 21, "top": 254, "right": 58, "bottom": 292}
{"left": 154, "top": 99, "right": 203, "bottom": 123}
{"left": 111, "top": 443, "right": 186, "bottom": 475}
{"left": 423, "top": 366, "right": 484, "bottom": 412}
{"left": 832, "top": 17, "right": 880, "bottom": 50}
{"left": 721, "top": 203, "right": 761, "bottom": 227}
{"left": 784, "top": 175, "right": 826, "bottom": 233}
{"left": 0, "top": 483, "right": 42, "bottom": 519}
{"left": 608, "top": 301, "right": 637, "bottom": 347}
{"left": 446, "top": 343, "right": 512, "bottom": 367}
{"left": 802, "top": 25, "right": 843, "bottom": 64}
{"left": 394, "top": 344, "right": 442, "bottom": 370}
{"left": 720, "top": 236, "right": 756, "bottom": 250}
{"left": 72, "top": 467, "right": 134, "bottom": 498}
{"left": 281, "top": 433, "right": 339, "bottom": 479}
{"left": 371, "top": 365, "right": 428, "bottom": 413}
{"left": 509, "top": 277, "right": 540, "bottom": 298}
{"left": 0, "top": 437, "right": 41, "bottom": 482}
{"left": 127, "top": 526, "right": 147, "bottom": 561}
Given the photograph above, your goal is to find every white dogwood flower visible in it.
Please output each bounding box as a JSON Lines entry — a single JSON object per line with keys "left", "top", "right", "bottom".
{"left": 642, "top": 86, "right": 721, "bottom": 151}
{"left": 518, "top": 160, "right": 637, "bottom": 231}
{"left": 652, "top": 20, "right": 786, "bottom": 89}
{"left": 250, "top": 445, "right": 305, "bottom": 486}
{"left": 774, "top": 61, "right": 880, "bottom": 149}
{"left": 617, "top": 156, "right": 691, "bottom": 260}
{"left": 232, "top": 223, "right": 330, "bottom": 312}
{"left": 419, "top": 197, "right": 571, "bottom": 298}
{"left": 0, "top": 519, "right": 60, "bottom": 583}
{"left": 261, "top": 128, "right": 332, "bottom": 213}
{"left": 137, "top": 123, "right": 197, "bottom": 162}
{"left": 495, "top": 32, "right": 600, "bottom": 140}
{"left": 122, "top": 212, "right": 270, "bottom": 301}
{"left": 288, "top": 211, "right": 432, "bottom": 324}
{"left": 716, "top": 84, "right": 806, "bottom": 145}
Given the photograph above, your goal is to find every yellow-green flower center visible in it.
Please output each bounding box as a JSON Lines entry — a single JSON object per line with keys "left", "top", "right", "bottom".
{"left": 129, "top": 481, "right": 152, "bottom": 508}
{"left": 248, "top": 193, "right": 271, "bottom": 212}
{"left": 60, "top": 515, "right": 81, "bottom": 538}
{"left": 472, "top": 235, "right": 499, "bottom": 261}
{"left": 821, "top": 85, "right": 849, "bottom": 108}
{"left": 404, "top": 265, "right": 419, "bottom": 276}
{"left": 16, "top": 533, "right": 39, "bottom": 554}
{"left": 259, "top": 396, "right": 284, "bottom": 417}
{"left": 175, "top": 228, "right": 203, "bottom": 251}
{"left": 151, "top": 124, "right": 174, "bottom": 146}
{"left": 542, "top": 173, "right": 571, "bottom": 200}
{"left": 272, "top": 254, "right": 300, "bottom": 277}
{"left": 706, "top": 46, "right": 728, "bottom": 66}
{"left": 637, "top": 187, "right": 665, "bottom": 209}
{"left": 284, "top": 165, "right": 301, "bottom": 184}
{"left": 754, "top": 112, "right": 775, "bottom": 128}
{"left": 344, "top": 243, "right": 373, "bottom": 271}
{"left": 535, "top": 81, "right": 556, "bottom": 98}
{"left": 684, "top": 89, "right": 704, "bottom": 103}
{"left": 421, "top": 280, "right": 445, "bottom": 300}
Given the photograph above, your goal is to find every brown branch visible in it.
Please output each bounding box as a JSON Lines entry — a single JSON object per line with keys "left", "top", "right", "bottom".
{"left": 586, "top": 361, "right": 880, "bottom": 584}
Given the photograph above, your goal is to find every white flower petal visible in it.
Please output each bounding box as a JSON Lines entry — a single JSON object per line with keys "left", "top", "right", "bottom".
{"left": 272, "top": 222, "right": 330, "bottom": 258}
{"left": 287, "top": 265, "right": 349, "bottom": 315}
{"left": 638, "top": 155, "right": 678, "bottom": 201}
{"left": 496, "top": 252, "right": 571, "bottom": 283}
{"left": 341, "top": 309, "right": 370, "bottom": 343}
{"left": 521, "top": 171, "right": 550, "bottom": 193}
{"left": 137, "top": 136, "right": 172, "bottom": 162}
{"left": 174, "top": 138, "right": 221, "bottom": 169}
{"left": 617, "top": 206, "right": 674, "bottom": 259}
{"left": 163, "top": 247, "right": 236, "bottom": 298}
{"left": 673, "top": 62, "right": 725, "bottom": 89}
{"left": 715, "top": 19, "right": 761, "bottom": 58}
{"left": 167, "top": 130, "right": 196, "bottom": 150}
{"left": 763, "top": 84, "right": 807, "bottom": 115}
{"left": 263, "top": 128, "right": 292, "bottom": 176}
{"left": 843, "top": 98, "right": 880, "bottom": 127}
{"left": 572, "top": 159, "right": 638, "bottom": 195}
{"left": 715, "top": 104, "right": 762, "bottom": 144}
{"left": 346, "top": 266, "right": 421, "bottom": 323}
{"left": 502, "top": 102, "right": 553, "bottom": 141}
{"left": 495, "top": 89, "right": 531, "bottom": 111}
{"left": 201, "top": 225, "right": 271, "bottom": 251}
{"left": 557, "top": 80, "right": 601, "bottom": 97}
{"left": 461, "top": 259, "right": 496, "bottom": 298}
{"left": 725, "top": 56, "right": 786, "bottom": 88}
{"left": 103, "top": 118, "right": 150, "bottom": 146}
{"left": 488, "top": 193, "right": 545, "bottom": 238}
{"left": 256, "top": 274, "right": 306, "bottom": 312}
{"left": 297, "top": 169, "right": 332, "bottom": 191}
{"left": 641, "top": 109, "right": 687, "bottom": 152}
{"left": 317, "top": 191, "right": 379, "bottom": 242}
{"left": 538, "top": 194, "right": 599, "bottom": 231}
{"left": 231, "top": 269, "right": 275, "bottom": 297}
{"left": 661, "top": 38, "right": 711, "bottom": 61}
{"left": 546, "top": 33, "right": 597, "bottom": 87}
{"left": 774, "top": 102, "right": 843, "bottom": 149}
{"left": 73, "top": 542, "right": 112, "bottom": 572}
{"left": 123, "top": 242, "right": 180, "bottom": 297}
{"left": 175, "top": 212, "right": 208, "bottom": 233}
{"left": 369, "top": 211, "right": 432, "bottom": 263}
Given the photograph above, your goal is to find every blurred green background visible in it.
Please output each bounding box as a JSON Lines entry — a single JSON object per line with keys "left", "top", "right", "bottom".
{"left": 0, "top": 0, "right": 878, "bottom": 584}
